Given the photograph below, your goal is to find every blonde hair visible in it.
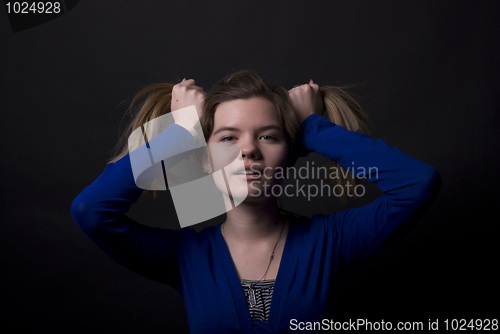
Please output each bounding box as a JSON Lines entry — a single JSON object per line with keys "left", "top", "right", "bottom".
{"left": 109, "top": 71, "right": 369, "bottom": 202}
{"left": 320, "top": 85, "right": 370, "bottom": 202}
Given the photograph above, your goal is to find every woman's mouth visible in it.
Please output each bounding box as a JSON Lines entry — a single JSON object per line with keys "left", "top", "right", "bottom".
{"left": 233, "top": 170, "right": 262, "bottom": 180}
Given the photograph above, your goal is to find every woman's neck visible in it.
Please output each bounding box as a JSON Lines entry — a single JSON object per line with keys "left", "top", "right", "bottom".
{"left": 223, "top": 198, "right": 285, "bottom": 244}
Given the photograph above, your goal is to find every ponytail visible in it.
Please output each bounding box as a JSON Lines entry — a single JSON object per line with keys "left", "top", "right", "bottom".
{"left": 108, "top": 83, "right": 174, "bottom": 164}
{"left": 320, "top": 86, "right": 370, "bottom": 203}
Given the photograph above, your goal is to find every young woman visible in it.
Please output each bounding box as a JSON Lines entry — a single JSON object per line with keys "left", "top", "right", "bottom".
{"left": 71, "top": 70, "right": 440, "bottom": 333}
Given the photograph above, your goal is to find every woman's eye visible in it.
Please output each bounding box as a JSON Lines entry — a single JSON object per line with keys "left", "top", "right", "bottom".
{"left": 221, "top": 135, "right": 276, "bottom": 142}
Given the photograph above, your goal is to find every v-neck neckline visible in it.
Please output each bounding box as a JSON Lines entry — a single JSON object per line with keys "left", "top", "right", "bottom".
{"left": 213, "top": 216, "right": 296, "bottom": 331}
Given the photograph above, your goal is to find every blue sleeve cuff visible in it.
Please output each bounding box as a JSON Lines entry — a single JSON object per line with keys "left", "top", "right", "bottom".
{"left": 299, "top": 114, "right": 336, "bottom": 150}
{"left": 299, "top": 113, "right": 334, "bottom": 133}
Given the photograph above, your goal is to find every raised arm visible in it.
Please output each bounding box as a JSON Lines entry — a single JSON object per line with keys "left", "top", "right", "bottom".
{"left": 71, "top": 123, "right": 198, "bottom": 285}
{"left": 301, "top": 114, "right": 440, "bottom": 264}
{"left": 290, "top": 81, "right": 441, "bottom": 265}
{"left": 71, "top": 79, "right": 206, "bottom": 284}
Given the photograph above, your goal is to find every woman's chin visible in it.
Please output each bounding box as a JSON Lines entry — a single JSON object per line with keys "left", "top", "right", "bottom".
{"left": 216, "top": 178, "right": 281, "bottom": 206}
{"left": 242, "top": 180, "right": 278, "bottom": 202}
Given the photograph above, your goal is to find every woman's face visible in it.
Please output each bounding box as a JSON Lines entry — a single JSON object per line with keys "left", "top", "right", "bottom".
{"left": 207, "top": 97, "right": 289, "bottom": 202}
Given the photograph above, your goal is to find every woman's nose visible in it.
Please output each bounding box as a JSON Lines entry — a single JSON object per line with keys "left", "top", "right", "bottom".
{"left": 239, "top": 138, "right": 261, "bottom": 160}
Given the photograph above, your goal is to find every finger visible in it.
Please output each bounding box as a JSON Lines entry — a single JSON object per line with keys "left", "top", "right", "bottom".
{"left": 178, "top": 78, "right": 196, "bottom": 86}
{"left": 309, "top": 79, "right": 319, "bottom": 90}
{"left": 297, "top": 83, "right": 311, "bottom": 91}
{"left": 174, "top": 79, "right": 188, "bottom": 89}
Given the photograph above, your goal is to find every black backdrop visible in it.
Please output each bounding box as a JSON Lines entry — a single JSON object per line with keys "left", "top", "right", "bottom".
{"left": 1, "top": 1, "right": 499, "bottom": 332}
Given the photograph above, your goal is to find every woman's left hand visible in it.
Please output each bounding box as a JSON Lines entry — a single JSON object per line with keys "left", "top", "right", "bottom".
{"left": 288, "top": 79, "right": 324, "bottom": 124}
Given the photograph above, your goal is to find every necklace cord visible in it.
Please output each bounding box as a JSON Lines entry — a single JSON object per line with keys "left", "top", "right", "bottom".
{"left": 221, "top": 219, "right": 285, "bottom": 282}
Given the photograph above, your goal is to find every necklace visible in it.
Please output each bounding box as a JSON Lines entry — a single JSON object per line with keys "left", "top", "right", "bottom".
{"left": 221, "top": 219, "right": 285, "bottom": 308}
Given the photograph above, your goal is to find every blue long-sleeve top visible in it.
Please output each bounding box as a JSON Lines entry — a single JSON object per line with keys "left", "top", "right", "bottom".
{"left": 71, "top": 114, "right": 440, "bottom": 333}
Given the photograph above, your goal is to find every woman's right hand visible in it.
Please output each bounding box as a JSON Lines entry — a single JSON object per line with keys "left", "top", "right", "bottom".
{"left": 171, "top": 78, "right": 205, "bottom": 119}
{"left": 288, "top": 79, "right": 324, "bottom": 124}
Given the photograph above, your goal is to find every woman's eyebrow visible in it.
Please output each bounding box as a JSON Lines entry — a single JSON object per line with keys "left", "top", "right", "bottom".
{"left": 212, "top": 126, "right": 240, "bottom": 136}
{"left": 212, "top": 125, "right": 282, "bottom": 136}
{"left": 258, "top": 125, "right": 282, "bottom": 132}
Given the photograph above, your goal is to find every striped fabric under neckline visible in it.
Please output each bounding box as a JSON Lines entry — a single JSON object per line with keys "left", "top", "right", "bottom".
{"left": 240, "top": 279, "right": 275, "bottom": 322}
